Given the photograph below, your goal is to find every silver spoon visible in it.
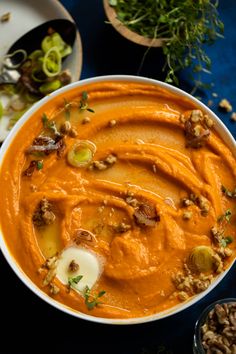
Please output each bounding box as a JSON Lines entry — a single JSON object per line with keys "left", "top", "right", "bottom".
{"left": 0, "top": 19, "right": 76, "bottom": 84}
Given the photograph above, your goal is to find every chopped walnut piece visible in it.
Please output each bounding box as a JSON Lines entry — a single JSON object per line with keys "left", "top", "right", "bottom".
{"left": 69, "top": 128, "right": 78, "bottom": 138}
{"left": 231, "top": 112, "right": 236, "bottom": 122}
{"left": 90, "top": 154, "right": 117, "bottom": 171}
{"left": 172, "top": 263, "right": 214, "bottom": 299}
{"left": 178, "top": 291, "right": 189, "bottom": 301}
{"left": 184, "top": 118, "right": 210, "bottom": 148}
{"left": 219, "top": 99, "right": 233, "bottom": 112}
{"left": 133, "top": 203, "right": 160, "bottom": 227}
{"left": 204, "top": 115, "right": 214, "bottom": 128}
{"left": 90, "top": 160, "right": 107, "bottom": 170}
{"left": 190, "top": 109, "right": 203, "bottom": 123}
{"left": 211, "top": 226, "right": 224, "bottom": 245}
{"left": 32, "top": 198, "right": 56, "bottom": 227}
{"left": 60, "top": 121, "right": 71, "bottom": 134}
{"left": 196, "top": 195, "right": 210, "bottom": 216}
{"left": 68, "top": 260, "right": 79, "bottom": 272}
{"left": 49, "top": 283, "right": 60, "bottom": 295}
{"left": 182, "top": 211, "right": 192, "bottom": 220}
{"left": 212, "top": 253, "right": 223, "bottom": 273}
{"left": 108, "top": 120, "right": 117, "bottom": 127}
{"left": 113, "top": 222, "right": 131, "bottom": 233}
{"left": 26, "top": 135, "right": 66, "bottom": 158}
{"left": 82, "top": 117, "right": 91, "bottom": 124}
{"left": 105, "top": 154, "right": 117, "bottom": 165}
{"left": 40, "top": 255, "right": 58, "bottom": 287}
{"left": 126, "top": 196, "right": 139, "bottom": 208}
{"left": 181, "top": 197, "right": 194, "bottom": 207}
{"left": 23, "top": 160, "right": 38, "bottom": 177}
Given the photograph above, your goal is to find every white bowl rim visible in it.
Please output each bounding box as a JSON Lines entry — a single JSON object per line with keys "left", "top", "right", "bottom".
{"left": 0, "top": 74, "right": 235, "bottom": 325}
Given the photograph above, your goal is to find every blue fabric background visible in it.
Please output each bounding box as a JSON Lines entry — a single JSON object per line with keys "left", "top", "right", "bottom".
{"left": 0, "top": 1, "right": 235, "bottom": 353}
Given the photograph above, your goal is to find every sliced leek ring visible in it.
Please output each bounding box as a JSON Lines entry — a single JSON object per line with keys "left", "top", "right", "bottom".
{"left": 67, "top": 140, "right": 96, "bottom": 167}
{"left": 188, "top": 245, "right": 214, "bottom": 273}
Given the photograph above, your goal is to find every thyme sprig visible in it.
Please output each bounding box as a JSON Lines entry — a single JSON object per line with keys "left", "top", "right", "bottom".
{"left": 109, "top": 0, "right": 224, "bottom": 87}
{"left": 79, "top": 91, "right": 95, "bottom": 113}
{"left": 84, "top": 286, "right": 106, "bottom": 310}
{"left": 67, "top": 275, "right": 83, "bottom": 290}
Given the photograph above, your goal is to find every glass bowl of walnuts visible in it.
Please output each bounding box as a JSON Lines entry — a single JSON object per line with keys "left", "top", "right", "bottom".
{"left": 193, "top": 298, "right": 236, "bottom": 353}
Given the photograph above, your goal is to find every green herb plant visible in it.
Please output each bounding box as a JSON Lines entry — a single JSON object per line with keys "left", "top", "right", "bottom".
{"left": 109, "top": 0, "right": 224, "bottom": 89}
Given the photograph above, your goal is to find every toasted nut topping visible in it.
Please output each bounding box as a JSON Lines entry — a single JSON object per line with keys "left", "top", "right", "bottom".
{"left": 49, "top": 283, "right": 60, "bottom": 295}
{"left": 60, "top": 121, "right": 71, "bottom": 134}
{"left": 182, "top": 211, "right": 192, "bottom": 220}
{"left": 108, "top": 120, "right": 117, "bottom": 127}
{"left": 190, "top": 110, "right": 203, "bottom": 123}
{"left": 82, "top": 117, "right": 91, "bottom": 124}
{"left": 219, "top": 99, "right": 233, "bottom": 112}
{"left": 69, "top": 128, "right": 78, "bottom": 138}
{"left": 68, "top": 260, "right": 79, "bottom": 272}
{"left": 231, "top": 112, "right": 236, "bottom": 121}
{"left": 204, "top": 115, "right": 214, "bottom": 128}
{"left": 178, "top": 291, "right": 189, "bottom": 301}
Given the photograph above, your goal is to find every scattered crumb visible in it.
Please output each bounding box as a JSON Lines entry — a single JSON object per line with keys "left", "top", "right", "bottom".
{"left": 108, "top": 119, "right": 116, "bottom": 127}
{"left": 82, "top": 117, "right": 90, "bottom": 124}
{"left": 231, "top": 112, "right": 236, "bottom": 122}
{"left": 204, "top": 115, "right": 214, "bottom": 128}
{"left": 182, "top": 211, "right": 192, "bottom": 220}
{"left": 218, "top": 98, "right": 233, "bottom": 112}
{"left": 212, "top": 92, "right": 218, "bottom": 98}
{"left": 207, "top": 100, "right": 213, "bottom": 107}
{"left": 69, "top": 128, "right": 78, "bottom": 138}
{"left": 1, "top": 12, "right": 11, "bottom": 22}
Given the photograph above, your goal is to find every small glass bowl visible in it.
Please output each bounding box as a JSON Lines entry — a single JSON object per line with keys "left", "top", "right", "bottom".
{"left": 193, "top": 298, "right": 236, "bottom": 354}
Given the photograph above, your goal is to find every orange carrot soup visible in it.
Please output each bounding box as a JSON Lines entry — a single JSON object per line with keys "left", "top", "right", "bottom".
{"left": 1, "top": 81, "right": 236, "bottom": 319}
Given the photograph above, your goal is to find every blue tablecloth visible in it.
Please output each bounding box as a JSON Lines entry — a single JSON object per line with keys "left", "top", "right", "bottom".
{"left": 1, "top": 1, "right": 236, "bottom": 353}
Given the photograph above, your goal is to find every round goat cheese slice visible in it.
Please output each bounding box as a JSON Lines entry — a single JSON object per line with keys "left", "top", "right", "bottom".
{"left": 56, "top": 246, "right": 101, "bottom": 292}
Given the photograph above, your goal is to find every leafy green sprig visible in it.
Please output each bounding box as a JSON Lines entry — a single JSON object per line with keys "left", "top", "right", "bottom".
{"left": 109, "top": 0, "right": 224, "bottom": 87}
{"left": 79, "top": 91, "right": 95, "bottom": 113}
{"left": 84, "top": 286, "right": 106, "bottom": 310}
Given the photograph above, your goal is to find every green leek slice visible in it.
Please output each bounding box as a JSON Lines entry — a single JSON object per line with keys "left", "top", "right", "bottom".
{"left": 67, "top": 140, "right": 96, "bottom": 167}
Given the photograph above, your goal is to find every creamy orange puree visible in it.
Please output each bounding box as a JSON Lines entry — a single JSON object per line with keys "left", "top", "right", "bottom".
{"left": 1, "top": 81, "right": 236, "bottom": 319}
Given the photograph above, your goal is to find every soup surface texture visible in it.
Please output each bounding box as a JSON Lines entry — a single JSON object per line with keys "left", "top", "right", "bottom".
{"left": 1, "top": 81, "right": 236, "bottom": 319}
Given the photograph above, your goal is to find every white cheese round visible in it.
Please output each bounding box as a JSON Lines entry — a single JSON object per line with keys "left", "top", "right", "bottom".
{"left": 56, "top": 246, "right": 101, "bottom": 292}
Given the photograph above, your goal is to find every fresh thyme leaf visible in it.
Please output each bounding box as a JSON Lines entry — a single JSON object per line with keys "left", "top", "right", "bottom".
{"left": 79, "top": 91, "right": 95, "bottom": 113}
{"left": 218, "top": 209, "right": 232, "bottom": 223}
{"left": 64, "top": 98, "right": 71, "bottom": 120}
{"left": 86, "top": 108, "right": 95, "bottom": 113}
{"left": 220, "top": 236, "right": 233, "bottom": 248}
{"left": 31, "top": 151, "right": 46, "bottom": 158}
{"left": 68, "top": 275, "right": 83, "bottom": 289}
{"left": 225, "top": 209, "right": 232, "bottom": 222}
{"left": 41, "top": 113, "right": 59, "bottom": 136}
{"left": 110, "top": 0, "right": 224, "bottom": 86}
{"left": 36, "top": 160, "right": 43, "bottom": 170}
{"left": 221, "top": 185, "right": 236, "bottom": 198}
{"left": 82, "top": 91, "right": 88, "bottom": 101}
{"left": 42, "top": 113, "right": 49, "bottom": 128}
{"left": 84, "top": 286, "right": 106, "bottom": 310}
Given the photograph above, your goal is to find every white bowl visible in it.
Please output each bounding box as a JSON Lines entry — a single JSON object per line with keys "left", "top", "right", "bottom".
{"left": 0, "top": 75, "right": 235, "bottom": 325}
